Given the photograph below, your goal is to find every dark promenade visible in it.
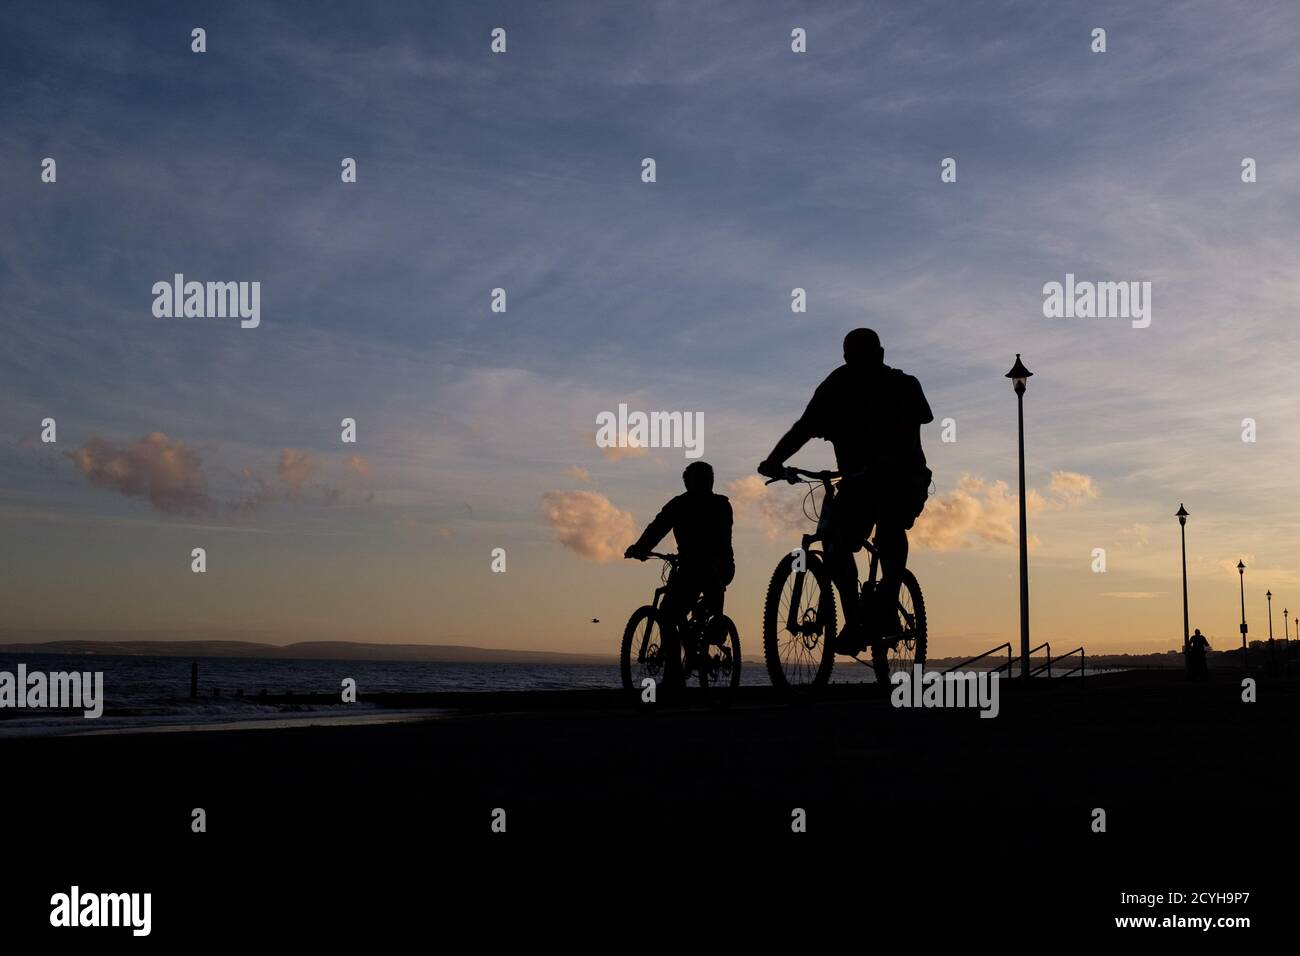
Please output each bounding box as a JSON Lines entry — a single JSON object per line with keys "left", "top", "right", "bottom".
{"left": 6, "top": 667, "right": 1294, "bottom": 937}
{"left": 11, "top": 668, "right": 1294, "bottom": 835}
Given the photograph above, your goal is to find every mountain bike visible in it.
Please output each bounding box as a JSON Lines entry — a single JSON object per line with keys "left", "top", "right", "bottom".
{"left": 761, "top": 467, "right": 926, "bottom": 691}
{"left": 620, "top": 552, "right": 741, "bottom": 703}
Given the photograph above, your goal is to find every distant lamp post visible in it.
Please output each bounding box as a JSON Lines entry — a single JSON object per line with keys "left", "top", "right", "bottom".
{"left": 1238, "top": 560, "right": 1248, "bottom": 673}
{"left": 1176, "top": 504, "right": 1190, "bottom": 656}
{"left": 1006, "top": 354, "right": 1033, "bottom": 680}
{"left": 1285, "top": 607, "right": 1289, "bottom": 646}
{"left": 1267, "top": 589, "right": 1276, "bottom": 674}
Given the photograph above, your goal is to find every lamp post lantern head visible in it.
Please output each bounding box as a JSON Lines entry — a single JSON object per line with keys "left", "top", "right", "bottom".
{"left": 1006, "top": 354, "right": 1033, "bottom": 394}
{"left": 1176, "top": 504, "right": 1188, "bottom": 526}
{"left": 1267, "top": 590, "right": 1272, "bottom": 600}
{"left": 1237, "top": 560, "right": 1246, "bottom": 575}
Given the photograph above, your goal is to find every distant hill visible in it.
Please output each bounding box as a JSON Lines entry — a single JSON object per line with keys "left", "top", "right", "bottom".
{"left": 0, "top": 637, "right": 615, "bottom": 666}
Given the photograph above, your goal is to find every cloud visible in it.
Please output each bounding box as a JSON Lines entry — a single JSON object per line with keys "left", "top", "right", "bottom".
{"left": 235, "top": 450, "right": 355, "bottom": 512}
{"left": 911, "top": 471, "right": 1098, "bottom": 552}
{"left": 565, "top": 465, "right": 591, "bottom": 481}
{"left": 727, "top": 470, "right": 1098, "bottom": 550}
{"left": 234, "top": 465, "right": 275, "bottom": 513}
{"left": 67, "top": 432, "right": 212, "bottom": 515}
{"left": 278, "top": 448, "right": 345, "bottom": 504}
{"left": 599, "top": 443, "right": 649, "bottom": 463}
{"left": 910, "top": 475, "right": 1022, "bottom": 551}
{"left": 585, "top": 423, "right": 651, "bottom": 463}
{"left": 1120, "top": 523, "right": 1151, "bottom": 549}
{"left": 277, "top": 449, "right": 321, "bottom": 496}
{"left": 726, "top": 474, "right": 812, "bottom": 540}
{"left": 542, "top": 490, "right": 637, "bottom": 564}
{"left": 1047, "top": 471, "right": 1099, "bottom": 507}
{"left": 1216, "top": 555, "right": 1254, "bottom": 575}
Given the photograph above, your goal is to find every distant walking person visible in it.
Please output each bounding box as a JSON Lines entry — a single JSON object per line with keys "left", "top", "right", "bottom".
{"left": 757, "top": 328, "right": 933, "bottom": 653}
{"left": 625, "top": 461, "right": 734, "bottom": 687}
{"left": 1187, "top": 628, "right": 1210, "bottom": 680}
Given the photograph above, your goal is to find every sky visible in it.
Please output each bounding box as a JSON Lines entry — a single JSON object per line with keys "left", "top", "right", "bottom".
{"left": 2, "top": 0, "right": 1299, "bottom": 657}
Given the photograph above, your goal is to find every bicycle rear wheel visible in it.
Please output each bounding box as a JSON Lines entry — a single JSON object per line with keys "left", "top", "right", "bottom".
{"left": 698, "top": 614, "right": 741, "bottom": 707}
{"left": 763, "top": 549, "right": 836, "bottom": 692}
{"left": 871, "top": 568, "right": 927, "bottom": 684}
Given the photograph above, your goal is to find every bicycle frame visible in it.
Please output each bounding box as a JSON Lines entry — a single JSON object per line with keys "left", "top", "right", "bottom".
{"left": 644, "top": 555, "right": 711, "bottom": 663}
{"left": 650, "top": 568, "right": 711, "bottom": 629}
{"left": 783, "top": 472, "right": 879, "bottom": 637}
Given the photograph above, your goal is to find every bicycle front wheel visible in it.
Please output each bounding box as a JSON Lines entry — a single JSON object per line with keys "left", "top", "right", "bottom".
{"left": 620, "top": 605, "right": 665, "bottom": 692}
{"left": 763, "top": 549, "right": 836, "bottom": 691}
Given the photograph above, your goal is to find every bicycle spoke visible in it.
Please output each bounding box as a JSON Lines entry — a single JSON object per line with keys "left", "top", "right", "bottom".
{"left": 765, "top": 548, "right": 837, "bottom": 690}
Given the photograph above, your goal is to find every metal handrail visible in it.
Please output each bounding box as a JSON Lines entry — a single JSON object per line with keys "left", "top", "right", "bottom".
{"left": 1020, "top": 642, "right": 1052, "bottom": 677}
{"left": 944, "top": 641, "right": 1086, "bottom": 680}
{"left": 996, "top": 641, "right": 1049, "bottom": 679}
{"left": 1037, "top": 646, "right": 1086, "bottom": 679}
{"left": 943, "top": 642, "right": 1012, "bottom": 675}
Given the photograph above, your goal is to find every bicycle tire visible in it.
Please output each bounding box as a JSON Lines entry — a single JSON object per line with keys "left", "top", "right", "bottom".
{"left": 620, "top": 605, "right": 664, "bottom": 692}
{"left": 699, "top": 614, "right": 741, "bottom": 707}
{"left": 763, "top": 549, "right": 836, "bottom": 692}
{"left": 871, "top": 568, "right": 927, "bottom": 685}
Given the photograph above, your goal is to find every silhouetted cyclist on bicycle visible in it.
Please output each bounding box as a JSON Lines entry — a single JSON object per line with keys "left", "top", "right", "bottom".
{"left": 624, "top": 461, "right": 735, "bottom": 688}
{"left": 757, "top": 328, "right": 933, "bottom": 655}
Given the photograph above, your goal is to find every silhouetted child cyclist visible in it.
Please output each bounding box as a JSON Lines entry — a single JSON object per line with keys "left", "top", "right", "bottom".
{"left": 624, "top": 461, "right": 734, "bottom": 689}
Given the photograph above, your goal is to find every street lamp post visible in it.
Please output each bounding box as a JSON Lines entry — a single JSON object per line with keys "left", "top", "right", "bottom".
{"left": 1267, "top": 589, "right": 1275, "bottom": 674}
{"left": 1238, "top": 560, "right": 1248, "bottom": 673}
{"left": 1006, "top": 354, "right": 1033, "bottom": 680}
{"left": 1177, "top": 505, "right": 1190, "bottom": 656}
{"left": 1285, "top": 607, "right": 1289, "bottom": 646}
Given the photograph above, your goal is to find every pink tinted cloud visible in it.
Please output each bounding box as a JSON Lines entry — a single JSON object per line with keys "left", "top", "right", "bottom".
{"left": 68, "top": 432, "right": 212, "bottom": 515}
{"left": 542, "top": 490, "right": 637, "bottom": 564}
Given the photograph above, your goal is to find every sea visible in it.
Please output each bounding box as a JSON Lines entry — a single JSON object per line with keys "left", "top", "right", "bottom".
{"left": 0, "top": 650, "right": 866, "bottom": 738}
{"left": 0, "top": 651, "right": 1098, "bottom": 738}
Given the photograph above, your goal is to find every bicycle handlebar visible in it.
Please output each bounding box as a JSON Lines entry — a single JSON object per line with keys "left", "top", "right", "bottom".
{"left": 763, "top": 466, "right": 842, "bottom": 486}
{"left": 646, "top": 551, "right": 677, "bottom": 563}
